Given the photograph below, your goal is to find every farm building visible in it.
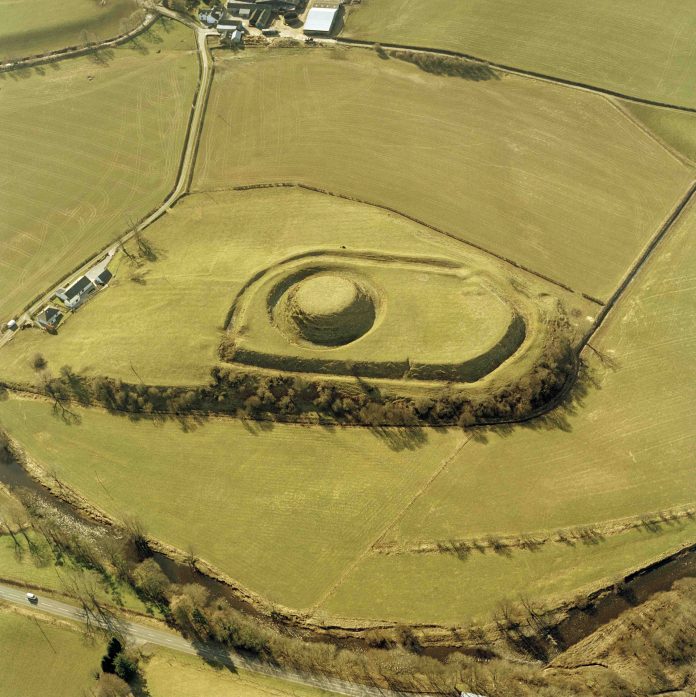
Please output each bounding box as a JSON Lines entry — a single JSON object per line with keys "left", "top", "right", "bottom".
{"left": 55, "top": 275, "right": 96, "bottom": 310}
{"left": 216, "top": 15, "right": 244, "bottom": 33}
{"left": 35, "top": 306, "right": 63, "bottom": 330}
{"left": 199, "top": 7, "right": 223, "bottom": 25}
{"left": 303, "top": 3, "right": 340, "bottom": 34}
{"left": 94, "top": 269, "right": 112, "bottom": 286}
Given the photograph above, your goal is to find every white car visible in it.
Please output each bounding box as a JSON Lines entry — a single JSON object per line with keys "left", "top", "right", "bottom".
{"left": 25, "top": 592, "right": 38, "bottom": 603}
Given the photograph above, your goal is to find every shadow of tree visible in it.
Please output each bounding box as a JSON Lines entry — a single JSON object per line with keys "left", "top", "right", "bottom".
{"left": 389, "top": 50, "right": 501, "bottom": 82}
{"left": 368, "top": 426, "right": 428, "bottom": 451}
{"left": 88, "top": 48, "right": 115, "bottom": 66}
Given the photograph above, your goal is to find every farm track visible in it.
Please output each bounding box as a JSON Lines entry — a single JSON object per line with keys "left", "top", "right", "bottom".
{"left": 0, "top": 8, "right": 215, "bottom": 348}
{"left": 335, "top": 37, "right": 696, "bottom": 115}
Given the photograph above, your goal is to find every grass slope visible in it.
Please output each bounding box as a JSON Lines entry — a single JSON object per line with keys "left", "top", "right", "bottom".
{"left": 0, "top": 610, "right": 101, "bottom": 697}
{"left": 624, "top": 102, "right": 696, "bottom": 164}
{"left": 0, "top": 19, "right": 197, "bottom": 319}
{"left": 0, "top": 187, "right": 586, "bottom": 387}
{"left": 0, "top": 0, "right": 138, "bottom": 59}
{"left": 0, "top": 398, "right": 463, "bottom": 609}
{"left": 193, "top": 47, "right": 693, "bottom": 300}
{"left": 341, "top": 0, "right": 696, "bottom": 108}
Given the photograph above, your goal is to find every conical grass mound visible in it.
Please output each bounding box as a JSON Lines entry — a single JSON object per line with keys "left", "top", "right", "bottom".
{"left": 287, "top": 274, "right": 376, "bottom": 346}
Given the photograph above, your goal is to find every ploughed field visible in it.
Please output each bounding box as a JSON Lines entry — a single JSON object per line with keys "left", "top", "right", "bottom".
{"left": 0, "top": 18, "right": 198, "bottom": 318}
{"left": 0, "top": 34, "right": 695, "bottom": 632}
{"left": 0, "top": 0, "right": 139, "bottom": 59}
{"left": 340, "top": 0, "right": 696, "bottom": 109}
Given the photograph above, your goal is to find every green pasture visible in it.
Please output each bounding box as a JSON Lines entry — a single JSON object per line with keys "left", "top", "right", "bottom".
{"left": 341, "top": 0, "right": 696, "bottom": 108}
{"left": 0, "top": 610, "right": 101, "bottom": 697}
{"left": 0, "top": 397, "right": 463, "bottom": 609}
{"left": 0, "top": 188, "right": 582, "bottom": 387}
{"left": 0, "top": 0, "right": 138, "bottom": 59}
{"left": 625, "top": 102, "right": 696, "bottom": 164}
{"left": 0, "top": 19, "right": 197, "bottom": 320}
{"left": 193, "top": 47, "right": 693, "bottom": 301}
{"left": 384, "top": 199, "right": 696, "bottom": 547}
{"left": 146, "top": 648, "right": 338, "bottom": 697}
{"left": 320, "top": 517, "right": 696, "bottom": 624}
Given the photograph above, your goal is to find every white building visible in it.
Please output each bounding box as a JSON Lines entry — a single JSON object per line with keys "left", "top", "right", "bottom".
{"left": 303, "top": 3, "right": 339, "bottom": 34}
{"left": 55, "top": 275, "right": 96, "bottom": 310}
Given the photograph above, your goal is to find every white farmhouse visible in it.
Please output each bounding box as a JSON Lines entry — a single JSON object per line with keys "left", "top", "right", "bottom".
{"left": 55, "top": 275, "right": 96, "bottom": 310}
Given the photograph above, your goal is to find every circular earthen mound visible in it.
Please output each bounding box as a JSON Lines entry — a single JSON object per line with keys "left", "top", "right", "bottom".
{"left": 287, "top": 274, "right": 376, "bottom": 346}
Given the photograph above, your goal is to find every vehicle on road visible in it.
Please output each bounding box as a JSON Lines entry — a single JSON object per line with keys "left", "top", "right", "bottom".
{"left": 25, "top": 592, "right": 38, "bottom": 603}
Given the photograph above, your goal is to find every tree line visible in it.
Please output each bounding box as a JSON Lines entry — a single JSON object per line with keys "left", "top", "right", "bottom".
{"left": 29, "top": 328, "right": 574, "bottom": 427}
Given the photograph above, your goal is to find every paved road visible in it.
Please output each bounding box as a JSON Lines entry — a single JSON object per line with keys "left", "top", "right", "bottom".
{"left": 0, "top": 583, "right": 422, "bottom": 697}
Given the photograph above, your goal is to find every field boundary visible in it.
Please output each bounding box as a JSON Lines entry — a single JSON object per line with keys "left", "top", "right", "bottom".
{"left": 0, "top": 10, "right": 215, "bottom": 341}
{"left": 372, "top": 505, "right": 696, "bottom": 556}
{"left": 0, "top": 11, "right": 158, "bottom": 74}
{"left": 605, "top": 98, "right": 696, "bottom": 168}
{"left": 335, "top": 37, "right": 696, "bottom": 114}
{"left": 308, "top": 434, "right": 472, "bottom": 613}
{"left": 194, "top": 182, "right": 597, "bottom": 303}
{"left": 578, "top": 180, "right": 696, "bottom": 352}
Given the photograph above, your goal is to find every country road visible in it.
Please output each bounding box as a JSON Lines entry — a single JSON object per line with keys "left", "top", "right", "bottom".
{"left": 0, "top": 583, "right": 421, "bottom": 697}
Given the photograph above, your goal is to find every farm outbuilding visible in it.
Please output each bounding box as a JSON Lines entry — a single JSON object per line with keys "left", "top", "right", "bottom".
{"left": 303, "top": 4, "right": 340, "bottom": 34}
{"left": 35, "top": 306, "right": 63, "bottom": 330}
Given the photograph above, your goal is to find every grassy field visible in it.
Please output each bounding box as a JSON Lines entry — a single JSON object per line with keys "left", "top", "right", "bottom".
{"left": 146, "top": 649, "right": 339, "bottom": 696}
{"left": 341, "top": 0, "right": 696, "bottom": 108}
{"left": 0, "top": 187, "right": 587, "bottom": 387}
{"left": 193, "top": 47, "right": 693, "bottom": 301}
{"left": 0, "top": 397, "right": 464, "bottom": 609}
{"left": 381, "top": 199, "right": 696, "bottom": 546}
{"left": 317, "top": 200, "right": 696, "bottom": 623}
{"left": 0, "top": 609, "right": 101, "bottom": 697}
{"left": 0, "top": 0, "right": 139, "bottom": 60}
{"left": 320, "top": 517, "right": 696, "bottom": 624}
{"left": 0, "top": 18, "right": 197, "bottom": 320}
{"left": 625, "top": 102, "right": 696, "bottom": 164}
